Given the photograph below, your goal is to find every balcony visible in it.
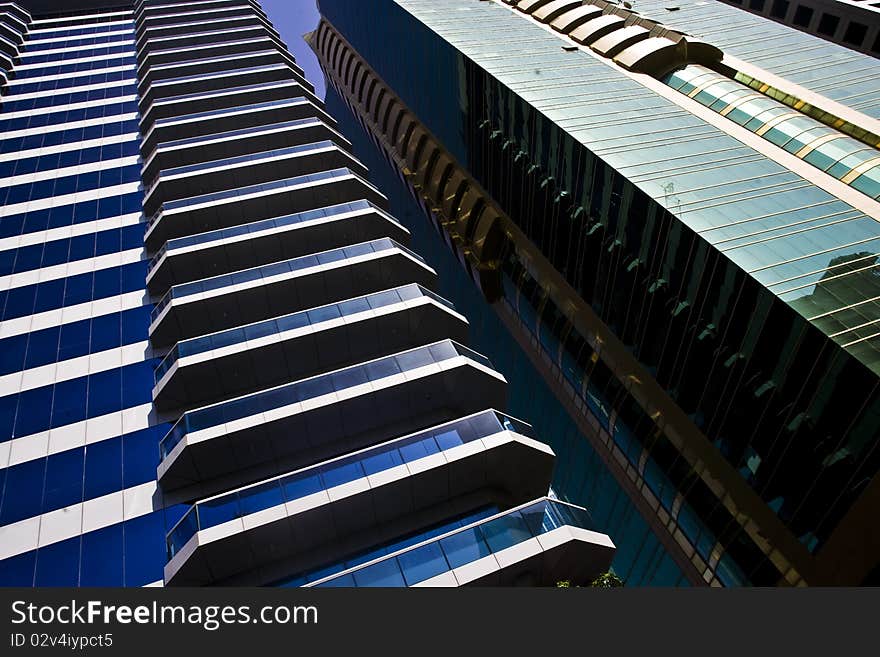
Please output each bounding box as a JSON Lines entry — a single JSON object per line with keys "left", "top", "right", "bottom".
{"left": 137, "top": 11, "right": 279, "bottom": 48}
{"left": 156, "top": 340, "right": 508, "bottom": 492}
{"left": 138, "top": 48, "right": 299, "bottom": 92}
{"left": 136, "top": 24, "right": 283, "bottom": 65}
{"left": 142, "top": 116, "right": 344, "bottom": 184}
{"left": 143, "top": 167, "right": 386, "bottom": 251}
{"left": 136, "top": 4, "right": 259, "bottom": 39}
{"left": 137, "top": 34, "right": 293, "bottom": 73}
{"left": 137, "top": 12, "right": 279, "bottom": 53}
{"left": 148, "top": 238, "right": 436, "bottom": 346}
{"left": 0, "top": 30, "right": 18, "bottom": 58}
{"left": 143, "top": 140, "right": 366, "bottom": 216}
{"left": 140, "top": 74, "right": 313, "bottom": 128}
{"left": 139, "top": 62, "right": 301, "bottom": 113}
{"left": 0, "top": 20, "right": 23, "bottom": 46}
{"left": 152, "top": 283, "right": 468, "bottom": 410}
{"left": 140, "top": 97, "right": 333, "bottom": 158}
{"left": 146, "top": 200, "right": 405, "bottom": 295}
{"left": 136, "top": 0, "right": 260, "bottom": 21}
{"left": 306, "top": 498, "right": 615, "bottom": 587}
{"left": 0, "top": 4, "right": 29, "bottom": 24}
{"left": 163, "top": 410, "right": 551, "bottom": 585}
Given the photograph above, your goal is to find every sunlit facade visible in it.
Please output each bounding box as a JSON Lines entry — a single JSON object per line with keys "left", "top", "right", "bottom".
{"left": 0, "top": 0, "right": 615, "bottom": 588}
{"left": 314, "top": 0, "right": 880, "bottom": 586}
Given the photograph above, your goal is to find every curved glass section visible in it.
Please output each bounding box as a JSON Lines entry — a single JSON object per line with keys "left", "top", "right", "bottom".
{"left": 851, "top": 167, "right": 880, "bottom": 199}
{"left": 732, "top": 70, "right": 880, "bottom": 149}
{"left": 664, "top": 65, "right": 880, "bottom": 201}
{"left": 165, "top": 409, "right": 530, "bottom": 558}
{"left": 309, "top": 498, "right": 593, "bottom": 587}
{"left": 153, "top": 283, "right": 454, "bottom": 383}
{"left": 157, "top": 339, "right": 494, "bottom": 459}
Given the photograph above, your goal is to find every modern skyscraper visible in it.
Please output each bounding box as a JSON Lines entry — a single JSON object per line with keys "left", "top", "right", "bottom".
{"left": 714, "top": 0, "right": 880, "bottom": 56}
{"left": 313, "top": 0, "right": 880, "bottom": 586}
{"left": 0, "top": 0, "right": 615, "bottom": 587}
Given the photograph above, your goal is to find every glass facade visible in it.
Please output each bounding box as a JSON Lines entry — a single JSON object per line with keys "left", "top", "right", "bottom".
{"left": 2, "top": 0, "right": 615, "bottom": 589}
{"left": 158, "top": 339, "right": 489, "bottom": 459}
{"left": 324, "top": 88, "right": 690, "bottom": 586}
{"left": 664, "top": 65, "right": 880, "bottom": 200}
{"left": 310, "top": 498, "right": 594, "bottom": 587}
{"left": 0, "top": 5, "right": 179, "bottom": 587}
{"left": 317, "top": 0, "right": 880, "bottom": 585}
{"left": 276, "top": 506, "right": 500, "bottom": 587}
{"left": 167, "top": 410, "right": 529, "bottom": 558}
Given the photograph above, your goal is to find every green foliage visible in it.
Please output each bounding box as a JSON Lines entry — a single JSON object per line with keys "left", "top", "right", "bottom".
{"left": 590, "top": 572, "right": 624, "bottom": 588}
{"left": 555, "top": 572, "right": 623, "bottom": 588}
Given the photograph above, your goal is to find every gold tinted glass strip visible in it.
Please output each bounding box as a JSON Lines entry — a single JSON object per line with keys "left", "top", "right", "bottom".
{"left": 841, "top": 157, "right": 880, "bottom": 185}
{"left": 734, "top": 71, "right": 880, "bottom": 150}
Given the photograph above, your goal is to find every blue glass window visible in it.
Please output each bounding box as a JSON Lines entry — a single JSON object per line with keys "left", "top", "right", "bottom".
{"left": 34, "top": 537, "right": 81, "bottom": 586}
{"left": 83, "top": 438, "right": 122, "bottom": 500}
{"left": 20, "top": 44, "right": 131, "bottom": 66}
{"left": 43, "top": 448, "right": 84, "bottom": 511}
{"left": 14, "top": 56, "right": 136, "bottom": 78}
{"left": 23, "top": 31, "right": 133, "bottom": 54}
{"left": 1, "top": 359, "right": 158, "bottom": 441}
{"left": 0, "top": 142, "right": 140, "bottom": 182}
{"left": 0, "top": 458, "right": 46, "bottom": 524}
{"left": 0, "top": 191, "right": 142, "bottom": 239}
{"left": 351, "top": 559, "right": 405, "bottom": 586}
{"left": 80, "top": 523, "right": 124, "bottom": 586}
{"left": 0, "top": 551, "right": 36, "bottom": 586}
{"left": 123, "top": 511, "right": 165, "bottom": 586}
{"left": 0, "top": 261, "right": 147, "bottom": 321}
{"left": 124, "top": 425, "right": 163, "bottom": 487}
{"left": 2, "top": 84, "right": 137, "bottom": 113}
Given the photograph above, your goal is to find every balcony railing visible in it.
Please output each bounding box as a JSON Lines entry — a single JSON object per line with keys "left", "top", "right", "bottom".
{"left": 150, "top": 61, "right": 283, "bottom": 89}
{"left": 146, "top": 199, "right": 386, "bottom": 273}
{"left": 153, "top": 283, "right": 455, "bottom": 384}
{"left": 306, "top": 498, "right": 594, "bottom": 587}
{"left": 146, "top": 76, "right": 297, "bottom": 111}
{"left": 144, "top": 138, "right": 338, "bottom": 199}
{"left": 153, "top": 115, "right": 320, "bottom": 153}
{"left": 165, "top": 409, "right": 532, "bottom": 558}
{"left": 145, "top": 166, "right": 354, "bottom": 232}
{"left": 158, "top": 339, "right": 494, "bottom": 460}
{"left": 149, "top": 237, "right": 420, "bottom": 324}
{"left": 148, "top": 95, "right": 307, "bottom": 130}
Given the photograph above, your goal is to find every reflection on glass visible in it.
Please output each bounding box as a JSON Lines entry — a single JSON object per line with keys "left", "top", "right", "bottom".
{"left": 147, "top": 167, "right": 358, "bottom": 230}
{"left": 309, "top": 499, "right": 593, "bottom": 587}
{"left": 663, "top": 64, "right": 880, "bottom": 200}
{"left": 165, "top": 409, "right": 528, "bottom": 558}
{"left": 149, "top": 237, "right": 412, "bottom": 324}
{"left": 154, "top": 116, "right": 320, "bottom": 153}
{"left": 148, "top": 200, "right": 397, "bottom": 272}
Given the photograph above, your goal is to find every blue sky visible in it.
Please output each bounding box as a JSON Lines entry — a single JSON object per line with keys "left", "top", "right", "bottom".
{"left": 262, "top": 0, "right": 325, "bottom": 98}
